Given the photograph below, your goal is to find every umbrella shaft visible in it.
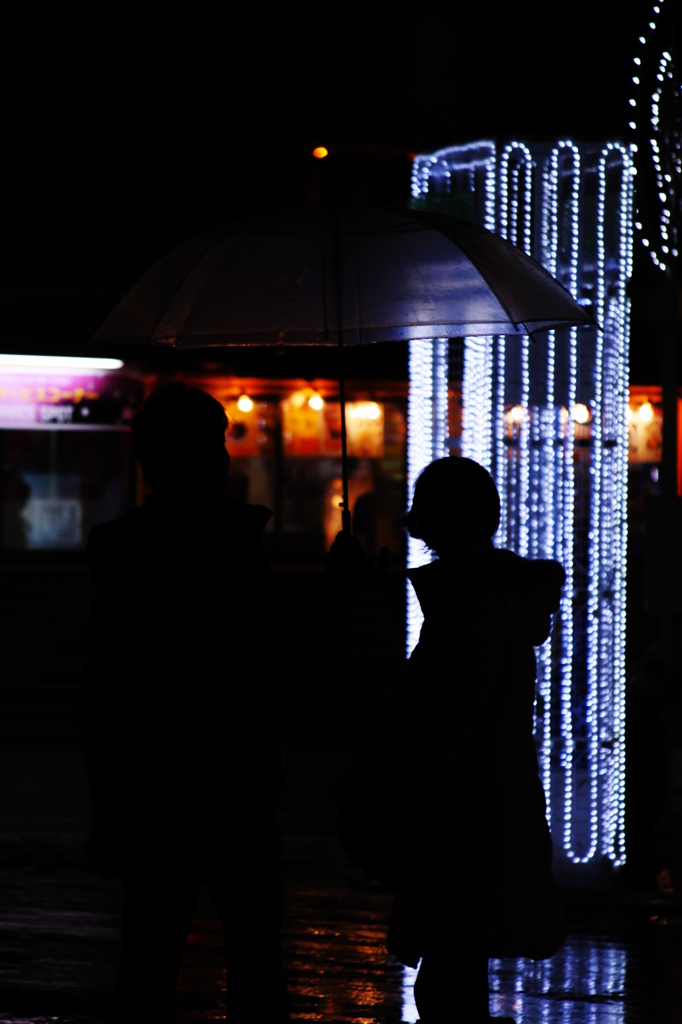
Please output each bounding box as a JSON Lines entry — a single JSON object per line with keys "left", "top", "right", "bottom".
{"left": 338, "top": 336, "right": 351, "bottom": 534}
{"left": 333, "top": 202, "right": 351, "bottom": 535}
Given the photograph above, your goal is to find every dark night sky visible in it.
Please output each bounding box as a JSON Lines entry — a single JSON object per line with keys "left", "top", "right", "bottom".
{"left": 0, "top": 1, "right": 671, "bottom": 378}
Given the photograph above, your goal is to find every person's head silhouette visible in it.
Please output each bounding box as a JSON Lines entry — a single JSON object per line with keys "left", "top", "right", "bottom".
{"left": 404, "top": 456, "right": 500, "bottom": 556}
{"left": 132, "top": 383, "right": 230, "bottom": 494}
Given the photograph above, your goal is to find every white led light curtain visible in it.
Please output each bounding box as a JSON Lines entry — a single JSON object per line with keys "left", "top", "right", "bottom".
{"left": 405, "top": 339, "right": 449, "bottom": 657}
{"left": 409, "top": 141, "right": 633, "bottom": 875}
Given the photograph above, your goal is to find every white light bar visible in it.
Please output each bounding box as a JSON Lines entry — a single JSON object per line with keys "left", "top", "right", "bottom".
{"left": 0, "top": 355, "right": 124, "bottom": 372}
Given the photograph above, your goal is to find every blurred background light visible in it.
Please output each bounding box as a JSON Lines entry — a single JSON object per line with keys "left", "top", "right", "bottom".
{"left": 348, "top": 400, "right": 381, "bottom": 420}
{"left": 0, "top": 354, "right": 124, "bottom": 372}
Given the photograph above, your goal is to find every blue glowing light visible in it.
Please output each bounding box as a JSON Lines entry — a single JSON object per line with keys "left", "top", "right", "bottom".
{"left": 409, "top": 139, "right": 632, "bottom": 874}
{"left": 405, "top": 339, "right": 448, "bottom": 656}
{"left": 630, "top": 0, "right": 681, "bottom": 273}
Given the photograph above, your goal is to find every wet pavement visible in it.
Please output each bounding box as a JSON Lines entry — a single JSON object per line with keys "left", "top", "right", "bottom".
{"left": 0, "top": 748, "right": 680, "bottom": 1023}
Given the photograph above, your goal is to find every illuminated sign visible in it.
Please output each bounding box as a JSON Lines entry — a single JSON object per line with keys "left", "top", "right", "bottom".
{"left": 0, "top": 371, "right": 143, "bottom": 429}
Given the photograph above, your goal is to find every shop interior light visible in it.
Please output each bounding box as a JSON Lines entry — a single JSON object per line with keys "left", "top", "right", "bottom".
{"left": 237, "top": 394, "right": 254, "bottom": 413}
{"left": 573, "top": 403, "right": 591, "bottom": 424}
{"left": 349, "top": 400, "right": 381, "bottom": 420}
{"left": 312, "top": 146, "right": 329, "bottom": 159}
{"left": 308, "top": 393, "right": 324, "bottom": 411}
{"left": 638, "top": 400, "right": 654, "bottom": 422}
{"left": 0, "top": 354, "right": 124, "bottom": 372}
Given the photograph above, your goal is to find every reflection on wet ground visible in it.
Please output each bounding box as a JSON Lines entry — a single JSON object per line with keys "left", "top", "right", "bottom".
{"left": 0, "top": 749, "right": 680, "bottom": 1022}
{"left": 281, "top": 881, "right": 681, "bottom": 1024}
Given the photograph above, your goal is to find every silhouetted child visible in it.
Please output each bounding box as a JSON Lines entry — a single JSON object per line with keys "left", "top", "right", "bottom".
{"left": 79, "top": 383, "right": 289, "bottom": 1023}
{"left": 336, "top": 456, "right": 565, "bottom": 1024}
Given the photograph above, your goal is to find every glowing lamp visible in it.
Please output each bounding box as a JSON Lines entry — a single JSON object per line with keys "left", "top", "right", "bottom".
{"left": 510, "top": 405, "right": 524, "bottom": 423}
{"left": 312, "top": 146, "right": 328, "bottom": 159}
{"left": 308, "top": 393, "right": 324, "bottom": 411}
{"left": 237, "top": 394, "right": 253, "bottom": 413}
{"left": 573, "top": 403, "right": 590, "bottom": 424}
{"left": 638, "top": 401, "right": 654, "bottom": 423}
{"left": 289, "top": 390, "right": 307, "bottom": 409}
{"left": 350, "top": 401, "right": 381, "bottom": 420}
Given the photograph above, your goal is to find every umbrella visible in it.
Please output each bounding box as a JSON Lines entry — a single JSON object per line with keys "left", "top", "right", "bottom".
{"left": 92, "top": 203, "right": 595, "bottom": 532}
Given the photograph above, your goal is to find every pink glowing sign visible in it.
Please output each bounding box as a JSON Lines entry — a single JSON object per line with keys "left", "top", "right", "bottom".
{"left": 0, "top": 372, "right": 144, "bottom": 428}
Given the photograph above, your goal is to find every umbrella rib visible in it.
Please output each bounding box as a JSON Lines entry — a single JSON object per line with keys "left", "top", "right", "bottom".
{"left": 448, "top": 230, "right": 523, "bottom": 331}
{"left": 150, "top": 232, "right": 240, "bottom": 345}
{"left": 412, "top": 210, "right": 597, "bottom": 331}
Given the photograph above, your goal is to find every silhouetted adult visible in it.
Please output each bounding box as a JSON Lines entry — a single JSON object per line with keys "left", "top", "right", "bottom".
{"left": 397, "top": 457, "right": 567, "bottom": 1021}
{"left": 348, "top": 457, "right": 566, "bottom": 1023}
{"left": 79, "top": 383, "right": 289, "bottom": 1023}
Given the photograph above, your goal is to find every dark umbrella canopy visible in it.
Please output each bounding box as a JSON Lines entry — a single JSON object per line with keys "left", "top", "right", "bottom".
{"left": 93, "top": 203, "right": 595, "bottom": 535}
{"left": 92, "top": 204, "right": 595, "bottom": 349}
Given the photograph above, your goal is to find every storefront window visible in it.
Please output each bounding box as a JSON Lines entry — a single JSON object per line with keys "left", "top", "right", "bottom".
{"left": 197, "top": 380, "right": 407, "bottom": 564}
{"left": 0, "top": 430, "right": 136, "bottom": 550}
{"left": 0, "top": 366, "right": 143, "bottom": 552}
